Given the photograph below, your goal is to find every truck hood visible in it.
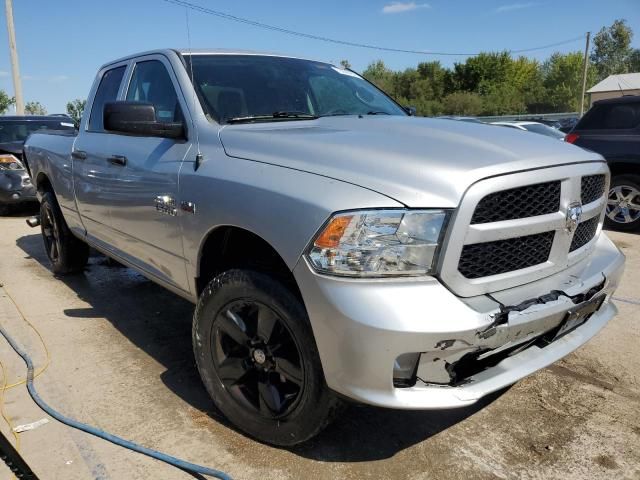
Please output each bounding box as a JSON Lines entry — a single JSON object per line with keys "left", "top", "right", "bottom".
{"left": 0, "top": 141, "right": 24, "bottom": 157}
{"left": 219, "top": 116, "right": 601, "bottom": 207}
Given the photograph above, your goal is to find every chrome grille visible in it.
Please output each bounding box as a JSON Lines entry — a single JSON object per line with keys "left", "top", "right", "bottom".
{"left": 471, "top": 181, "right": 561, "bottom": 224}
{"left": 570, "top": 216, "right": 600, "bottom": 252}
{"left": 581, "top": 175, "right": 606, "bottom": 205}
{"left": 458, "top": 231, "right": 555, "bottom": 279}
{"left": 440, "top": 163, "right": 609, "bottom": 298}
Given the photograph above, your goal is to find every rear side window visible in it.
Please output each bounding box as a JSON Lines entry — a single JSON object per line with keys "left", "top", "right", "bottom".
{"left": 126, "top": 60, "right": 181, "bottom": 122}
{"left": 578, "top": 102, "right": 640, "bottom": 130}
{"left": 88, "top": 66, "right": 126, "bottom": 131}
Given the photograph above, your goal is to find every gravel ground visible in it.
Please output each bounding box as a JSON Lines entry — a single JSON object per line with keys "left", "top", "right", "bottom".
{"left": 0, "top": 205, "right": 639, "bottom": 480}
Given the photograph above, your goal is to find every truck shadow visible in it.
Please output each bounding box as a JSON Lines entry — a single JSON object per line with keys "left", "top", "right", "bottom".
{"left": 16, "top": 232, "right": 506, "bottom": 463}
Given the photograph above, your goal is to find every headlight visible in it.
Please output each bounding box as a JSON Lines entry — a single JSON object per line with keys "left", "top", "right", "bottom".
{"left": 306, "top": 209, "right": 450, "bottom": 277}
{"left": 0, "top": 154, "right": 24, "bottom": 170}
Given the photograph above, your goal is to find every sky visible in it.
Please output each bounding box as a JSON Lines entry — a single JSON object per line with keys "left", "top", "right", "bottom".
{"left": 0, "top": 0, "right": 638, "bottom": 113}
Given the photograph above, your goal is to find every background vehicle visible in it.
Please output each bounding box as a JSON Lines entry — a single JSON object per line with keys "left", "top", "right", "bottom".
{"left": 557, "top": 117, "right": 579, "bottom": 133}
{"left": 566, "top": 96, "right": 640, "bottom": 231}
{"left": 23, "top": 49, "right": 624, "bottom": 446}
{"left": 436, "top": 115, "right": 484, "bottom": 123}
{"left": 491, "top": 121, "right": 566, "bottom": 140}
{"left": 0, "top": 116, "right": 75, "bottom": 215}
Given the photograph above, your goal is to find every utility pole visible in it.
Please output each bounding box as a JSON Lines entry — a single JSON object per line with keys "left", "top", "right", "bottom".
{"left": 579, "top": 31, "right": 591, "bottom": 117}
{"left": 4, "top": 0, "right": 24, "bottom": 115}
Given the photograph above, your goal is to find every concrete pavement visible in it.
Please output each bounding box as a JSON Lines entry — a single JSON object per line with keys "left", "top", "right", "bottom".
{"left": 0, "top": 207, "right": 639, "bottom": 480}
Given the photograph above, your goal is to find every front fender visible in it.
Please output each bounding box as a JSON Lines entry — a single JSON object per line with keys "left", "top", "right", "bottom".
{"left": 179, "top": 152, "right": 402, "bottom": 296}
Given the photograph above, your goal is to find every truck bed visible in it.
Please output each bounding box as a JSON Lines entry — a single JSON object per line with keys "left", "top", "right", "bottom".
{"left": 24, "top": 130, "right": 78, "bottom": 216}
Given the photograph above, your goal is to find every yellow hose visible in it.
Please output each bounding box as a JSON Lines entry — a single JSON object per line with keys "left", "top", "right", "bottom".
{"left": 0, "top": 358, "right": 20, "bottom": 480}
{"left": 1, "top": 286, "right": 51, "bottom": 390}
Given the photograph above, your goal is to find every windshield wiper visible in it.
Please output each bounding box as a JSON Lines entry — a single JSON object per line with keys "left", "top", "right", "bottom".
{"left": 226, "top": 111, "right": 318, "bottom": 124}
{"left": 366, "top": 111, "right": 391, "bottom": 115}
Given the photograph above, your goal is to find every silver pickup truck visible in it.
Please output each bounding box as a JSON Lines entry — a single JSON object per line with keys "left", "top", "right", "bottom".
{"left": 24, "top": 49, "right": 625, "bottom": 446}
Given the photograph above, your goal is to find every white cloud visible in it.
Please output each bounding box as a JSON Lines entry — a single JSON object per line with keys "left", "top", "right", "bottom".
{"left": 22, "top": 74, "right": 35, "bottom": 80}
{"left": 382, "top": 2, "right": 430, "bottom": 14}
{"left": 495, "top": 2, "right": 537, "bottom": 13}
{"left": 49, "top": 75, "right": 70, "bottom": 82}
{"left": 0, "top": 70, "right": 9, "bottom": 77}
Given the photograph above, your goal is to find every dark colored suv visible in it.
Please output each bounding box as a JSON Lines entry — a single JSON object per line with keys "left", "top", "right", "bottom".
{"left": 566, "top": 96, "right": 640, "bottom": 231}
{"left": 0, "top": 116, "right": 75, "bottom": 215}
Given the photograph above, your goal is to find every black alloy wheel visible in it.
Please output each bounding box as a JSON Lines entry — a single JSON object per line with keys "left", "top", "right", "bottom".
{"left": 41, "top": 200, "right": 61, "bottom": 264}
{"left": 39, "top": 191, "right": 89, "bottom": 274}
{"left": 212, "top": 299, "right": 304, "bottom": 418}
{"left": 193, "top": 269, "right": 341, "bottom": 445}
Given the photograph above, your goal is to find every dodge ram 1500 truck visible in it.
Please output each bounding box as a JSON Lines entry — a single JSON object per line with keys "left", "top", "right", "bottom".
{"left": 24, "top": 49, "right": 625, "bottom": 446}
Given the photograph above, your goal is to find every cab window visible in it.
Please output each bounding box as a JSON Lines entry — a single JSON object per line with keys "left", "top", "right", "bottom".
{"left": 126, "top": 60, "right": 182, "bottom": 122}
{"left": 88, "top": 66, "right": 126, "bottom": 131}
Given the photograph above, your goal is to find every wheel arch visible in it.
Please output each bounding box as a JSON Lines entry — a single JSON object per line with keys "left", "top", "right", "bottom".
{"left": 196, "top": 225, "right": 303, "bottom": 300}
{"left": 35, "top": 172, "right": 54, "bottom": 195}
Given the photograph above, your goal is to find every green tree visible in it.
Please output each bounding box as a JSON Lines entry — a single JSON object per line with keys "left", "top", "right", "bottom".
{"left": 508, "top": 56, "right": 546, "bottom": 108}
{"left": 25, "top": 101, "right": 47, "bottom": 115}
{"left": 362, "top": 60, "right": 395, "bottom": 93}
{"left": 442, "top": 91, "right": 483, "bottom": 115}
{"left": 415, "top": 61, "right": 450, "bottom": 98}
{"left": 66, "top": 99, "right": 86, "bottom": 124}
{"left": 339, "top": 59, "right": 351, "bottom": 69}
{"left": 336, "top": 18, "right": 637, "bottom": 117}
{"left": 0, "top": 90, "right": 15, "bottom": 114}
{"left": 481, "top": 83, "right": 526, "bottom": 115}
{"left": 627, "top": 49, "right": 640, "bottom": 72}
{"left": 591, "top": 19, "right": 634, "bottom": 80}
{"left": 452, "top": 51, "right": 512, "bottom": 93}
{"left": 542, "top": 52, "right": 595, "bottom": 112}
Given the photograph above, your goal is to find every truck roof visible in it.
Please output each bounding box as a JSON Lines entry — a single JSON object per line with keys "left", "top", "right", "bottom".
{"left": 100, "top": 48, "right": 310, "bottom": 71}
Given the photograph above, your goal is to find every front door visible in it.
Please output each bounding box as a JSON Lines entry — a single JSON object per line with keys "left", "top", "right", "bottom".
{"left": 106, "top": 55, "right": 192, "bottom": 292}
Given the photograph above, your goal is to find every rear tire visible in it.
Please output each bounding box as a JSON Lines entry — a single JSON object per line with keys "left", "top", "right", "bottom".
{"left": 605, "top": 174, "right": 640, "bottom": 232}
{"left": 40, "top": 191, "right": 89, "bottom": 274}
{"left": 193, "top": 269, "right": 341, "bottom": 446}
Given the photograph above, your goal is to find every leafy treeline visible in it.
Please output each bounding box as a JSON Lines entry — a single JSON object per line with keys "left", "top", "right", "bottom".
{"left": 360, "top": 19, "right": 639, "bottom": 117}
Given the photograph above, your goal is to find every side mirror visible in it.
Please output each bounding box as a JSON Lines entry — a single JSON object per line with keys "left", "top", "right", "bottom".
{"left": 405, "top": 106, "right": 417, "bottom": 116}
{"left": 104, "top": 102, "right": 184, "bottom": 139}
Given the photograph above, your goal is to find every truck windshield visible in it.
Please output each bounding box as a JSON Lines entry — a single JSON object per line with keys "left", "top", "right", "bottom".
{"left": 184, "top": 54, "right": 407, "bottom": 123}
{"left": 0, "top": 120, "right": 75, "bottom": 144}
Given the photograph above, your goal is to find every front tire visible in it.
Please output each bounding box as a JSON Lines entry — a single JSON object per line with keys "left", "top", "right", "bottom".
{"left": 605, "top": 174, "right": 640, "bottom": 232}
{"left": 193, "top": 269, "right": 340, "bottom": 446}
{"left": 40, "top": 191, "right": 89, "bottom": 274}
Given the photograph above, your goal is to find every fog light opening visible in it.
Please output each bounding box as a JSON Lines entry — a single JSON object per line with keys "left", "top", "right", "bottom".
{"left": 393, "top": 352, "right": 420, "bottom": 388}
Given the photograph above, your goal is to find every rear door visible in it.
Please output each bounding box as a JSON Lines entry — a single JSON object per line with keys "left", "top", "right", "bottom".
{"left": 73, "top": 63, "right": 128, "bottom": 245}
{"left": 105, "top": 54, "right": 193, "bottom": 292}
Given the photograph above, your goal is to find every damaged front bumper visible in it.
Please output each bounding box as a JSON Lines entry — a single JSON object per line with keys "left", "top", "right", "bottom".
{"left": 293, "top": 233, "right": 624, "bottom": 409}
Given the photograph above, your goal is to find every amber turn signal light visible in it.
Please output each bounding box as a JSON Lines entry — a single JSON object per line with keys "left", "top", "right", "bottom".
{"left": 314, "top": 215, "right": 353, "bottom": 248}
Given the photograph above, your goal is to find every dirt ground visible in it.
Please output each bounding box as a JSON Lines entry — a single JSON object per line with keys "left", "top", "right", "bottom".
{"left": 0, "top": 205, "right": 639, "bottom": 480}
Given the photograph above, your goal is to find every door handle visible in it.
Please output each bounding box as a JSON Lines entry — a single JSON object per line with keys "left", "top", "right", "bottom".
{"left": 108, "top": 155, "right": 127, "bottom": 166}
{"left": 71, "top": 150, "right": 87, "bottom": 160}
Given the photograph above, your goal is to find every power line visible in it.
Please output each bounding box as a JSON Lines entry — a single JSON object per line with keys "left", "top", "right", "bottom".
{"left": 161, "top": 0, "right": 585, "bottom": 57}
